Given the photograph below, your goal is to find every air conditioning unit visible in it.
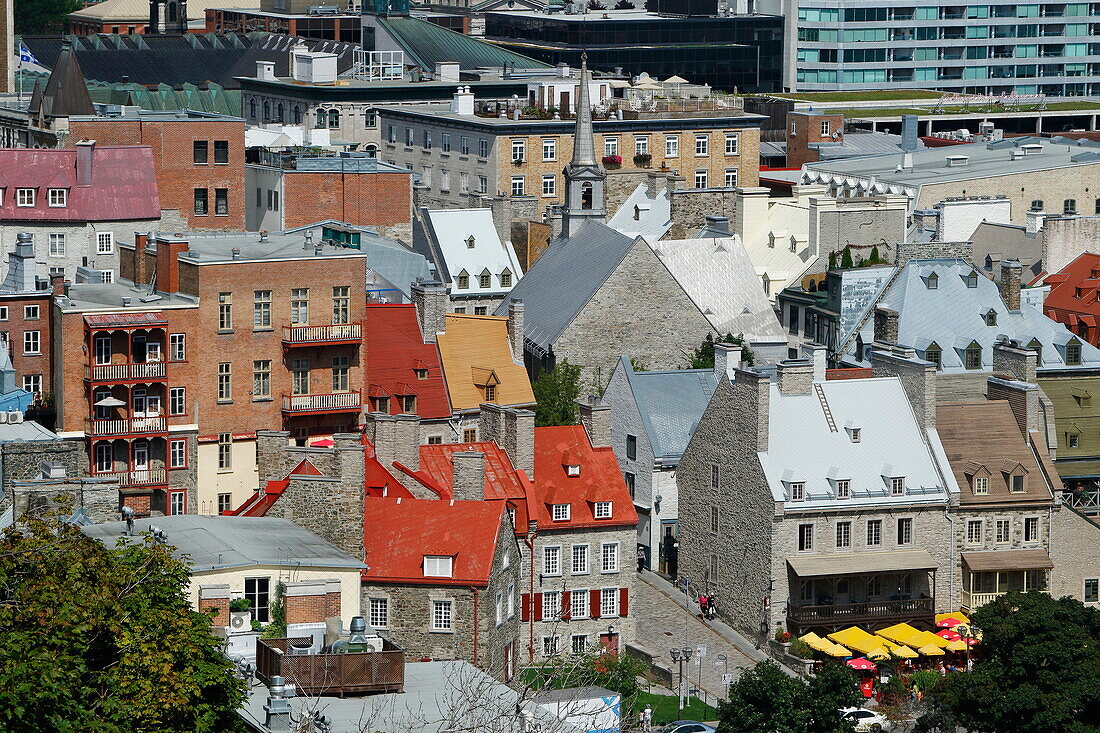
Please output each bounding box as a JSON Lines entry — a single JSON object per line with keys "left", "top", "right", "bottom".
{"left": 8, "top": 411, "right": 23, "bottom": 424}
{"left": 228, "top": 609, "right": 252, "bottom": 635}
{"left": 0, "top": 413, "right": 8, "bottom": 425}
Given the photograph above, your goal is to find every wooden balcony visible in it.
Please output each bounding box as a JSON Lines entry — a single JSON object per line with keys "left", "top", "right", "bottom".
{"left": 787, "top": 596, "right": 934, "bottom": 626}
{"left": 96, "top": 467, "right": 168, "bottom": 487}
{"left": 282, "top": 324, "right": 361, "bottom": 347}
{"left": 281, "top": 391, "right": 362, "bottom": 414}
{"left": 85, "top": 362, "right": 167, "bottom": 382}
{"left": 256, "top": 637, "right": 404, "bottom": 696}
{"left": 961, "top": 589, "right": 1050, "bottom": 611}
{"left": 86, "top": 416, "right": 167, "bottom": 437}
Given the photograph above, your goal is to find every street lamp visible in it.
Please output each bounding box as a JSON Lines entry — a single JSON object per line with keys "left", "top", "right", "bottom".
{"left": 957, "top": 623, "right": 981, "bottom": 671}
{"left": 669, "top": 646, "right": 694, "bottom": 712}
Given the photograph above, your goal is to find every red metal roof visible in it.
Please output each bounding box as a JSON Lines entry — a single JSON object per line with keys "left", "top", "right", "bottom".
{"left": 531, "top": 425, "right": 637, "bottom": 530}
{"left": 361, "top": 498, "right": 505, "bottom": 586}
{"left": 414, "top": 441, "right": 526, "bottom": 501}
{"left": 0, "top": 146, "right": 160, "bottom": 222}
{"left": 84, "top": 311, "right": 167, "bottom": 328}
{"left": 1043, "top": 252, "right": 1100, "bottom": 321}
{"left": 365, "top": 304, "right": 452, "bottom": 419}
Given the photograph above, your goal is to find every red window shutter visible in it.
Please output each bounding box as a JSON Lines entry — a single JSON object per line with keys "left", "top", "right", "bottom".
{"left": 534, "top": 592, "right": 543, "bottom": 621}
{"left": 590, "top": 588, "right": 601, "bottom": 618}
{"left": 521, "top": 593, "right": 530, "bottom": 622}
{"left": 561, "top": 591, "right": 571, "bottom": 620}
{"left": 619, "top": 587, "right": 629, "bottom": 617}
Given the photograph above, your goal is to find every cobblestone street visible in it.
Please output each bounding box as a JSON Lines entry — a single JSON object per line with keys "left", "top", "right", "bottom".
{"left": 633, "top": 571, "right": 774, "bottom": 705}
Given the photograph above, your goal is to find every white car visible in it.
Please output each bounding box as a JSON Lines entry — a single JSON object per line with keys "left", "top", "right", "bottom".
{"left": 840, "top": 707, "right": 889, "bottom": 732}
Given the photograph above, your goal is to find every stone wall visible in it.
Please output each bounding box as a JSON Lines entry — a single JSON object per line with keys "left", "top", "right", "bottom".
{"left": 896, "top": 241, "right": 974, "bottom": 267}
{"left": 953, "top": 506, "right": 1053, "bottom": 609}
{"left": 0, "top": 438, "right": 119, "bottom": 524}
{"left": 1048, "top": 503, "right": 1100, "bottom": 606}
{"left": 665, "top": 188, "right": 738, "bottom": 241}
{"left": 1042, "top": 215, "right": 1100, "bottom": 277}
{"left": 554, "top": 239, "right": 714, "bottom": 387}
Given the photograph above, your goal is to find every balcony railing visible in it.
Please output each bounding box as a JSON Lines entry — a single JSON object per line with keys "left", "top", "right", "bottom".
{"left": 787, "top": 596, "right": 934, "bottom": 625}
{"left": 281, "top": 391, "right": 362, "bottom": 413}
{"left": 282, "top": 324, "right": 361, "bottom": 346}
{"left": 86, "top": 416, "right": 167, "bottom": 436}
{"left": 256, "top": 637, "right": 404, "bottom": 696}
{"left": 962, "top": 589, "right": 1050, "bottom": 610}
{"left": 86, "top": 362, "right": 167, "bottom": 381}
{"left": 96, "top": 467, "right": 168, "bottom": 487}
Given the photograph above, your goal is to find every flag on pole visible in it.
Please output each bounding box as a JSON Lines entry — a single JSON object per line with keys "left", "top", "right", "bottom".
{"left": 18, "top": 43, "right": 39, "bottom": 66}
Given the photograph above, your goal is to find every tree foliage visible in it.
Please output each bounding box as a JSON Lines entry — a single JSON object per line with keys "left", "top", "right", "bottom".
{"left": 15, "top": 0, "right": 82, "bottom": 34}
{"left": 532, "top": 360, "right": 582, "bottom": 427}
{"left": 0, "top": 514, "right": 246, "bottom": 732}
{"left": 688, "top": 333, "right": 755, "bottom": 370}
{"left": 717, "top": 660, "right": 859, "bottom": 733}
{"left": 840, "top": 246, "right": 855, "bottom": 269}
{"left": 532, "top": 650, "right": 650, "bottom": 718}
{"left": 916, "top": 591, "right": 1100, "bottom": 733}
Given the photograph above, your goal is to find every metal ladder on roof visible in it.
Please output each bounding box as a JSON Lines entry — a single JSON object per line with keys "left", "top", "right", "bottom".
{"left": 815, "top": 383, "right": 838, "bottom": 432}
{"left": 835, "top": 265, "right": 904, "bottom": 360}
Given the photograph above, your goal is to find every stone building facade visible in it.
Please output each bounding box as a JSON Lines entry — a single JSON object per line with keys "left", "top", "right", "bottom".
{"left": 0, "top": 434, "right": 120, "bottom": 524}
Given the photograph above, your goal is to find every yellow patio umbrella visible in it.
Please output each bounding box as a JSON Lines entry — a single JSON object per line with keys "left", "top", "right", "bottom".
{"left": 877, "top": 622, "right": 926, "bottom": 648}
{"left": 828, "top": 627, "right": 891, "bottom": 658}
{"left": 944, "top": 639, "right": 968, "bottom": 652}
{"left": 917, "top": 644, "right": 945, "bottom": 656}
{"left": 936, "top": 611, "right": 970, "bottom": 626}
{"left": 917, "top": 631, "right": 952, "bottom": 649}
{"left": 877, "top": 637, "right": 919, "bottom": 659}
{"left": 867, "top": 648, "right": 891, "bottom": 662}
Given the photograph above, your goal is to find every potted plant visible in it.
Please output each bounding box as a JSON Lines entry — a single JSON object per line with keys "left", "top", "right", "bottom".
{"left": 228, "top": 598, "right": 252, "bottom": 633}
{"left": 633, "top": 152, "right": 652, "bottom": 167}
{"left": 601, "top": 154, "right": 622, "bottom": 168}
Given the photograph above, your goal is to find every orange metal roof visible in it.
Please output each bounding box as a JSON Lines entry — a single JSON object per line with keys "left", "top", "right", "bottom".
{"left": 436, "top": 313, "right": 534, "bottom": 412}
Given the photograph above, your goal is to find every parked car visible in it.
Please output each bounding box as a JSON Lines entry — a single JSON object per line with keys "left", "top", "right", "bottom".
{"left": 662, "top": 722, "right": 717, "bottom": 733}
{"left": 839, "top": 707, "right": 889, "bottom": 732}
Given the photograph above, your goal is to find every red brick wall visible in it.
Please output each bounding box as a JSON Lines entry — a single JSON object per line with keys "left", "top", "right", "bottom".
{"left": 285, "top": 591, "right": 342, "bottom": 625}
{"left": 0, "top": 293, "right": 53, "bottom": 397}
{"left": 787, "top": 113, "right": 846, "bottom": 168}
{"left": 67, "top": 117, "right": 246, "bottom": 231}
{"left": 122, "top": 493, "right": 151, "bottom": 517}
{"left": 282, "top": 171, "right": 412, "bottom": 230}
{"left": 203, "top": 596, "right": 230, "bottom": 626}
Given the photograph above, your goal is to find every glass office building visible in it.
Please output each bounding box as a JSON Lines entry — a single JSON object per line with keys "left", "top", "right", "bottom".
{"left": 788, "top": 1, "right": 1100, "bottom": 95}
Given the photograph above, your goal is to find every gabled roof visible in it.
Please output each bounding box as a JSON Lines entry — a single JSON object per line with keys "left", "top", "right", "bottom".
{"left": 494, "top": 221, "right": 637, "bottom": 355}
{"left": 936, "top": 401, "right": 1056, "bottom": 505}
{"left": 365, "top": 303, "right": 452, "bottom": 419}
{"left": 360, "top": 498, "right": 507, "bottom": 587}
{"left": 40, "top": 41, "right": 94, "bottom": 118}
{"left": 0, "top": 146, "right": 160, "bottom": 222}
{"left": 758, "top": 375, "right": 957, "bottom": 508}
{"left": 653, "top": 237, "right": 785, "bottom": 342}
{"left": 418, "top": 208, "right": 523, "bottom": 295}
{"left": 616, "top": 356, "right": 717, "bottom": 461}
{"left": 373, "top": 15, "right": 549, "bottom": 71}
{"left": 607, "top": 184, "right": 671, "bottom": 241}
{"left": 852, "top": 259, "right": 1100, "bottom": 371}
{"left": 1042, "top": 251, "right": 1100, "bottom": 319}
{"left": 415, "top": 441, "right": 527, "bottom": 501}
{"left": 437, "top": 313, "right": 534, "bottom": 411}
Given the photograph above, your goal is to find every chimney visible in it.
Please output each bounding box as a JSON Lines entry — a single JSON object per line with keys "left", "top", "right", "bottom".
{"left": 714, "top": 342, "right": 739, "bottom": 380}
{"left": 776, "top": 359, "right": 814, "bottom": 395}
{"left": 1026, "top": 208, "right": 1048, "bottom": 236}
{"left": 411, "top": 281, "right": 449, "bottom": 343}
{"left": 478, "top": 403, "right": 535, "bottom": 476}
{"left": 870, "top": 345, "right": 937, "bottom": 431}
{"left": 801, "top": 342, "right": 827, "bottom": 383}
{"left": 363, "top": 412, "right": 421, "bottom": 473}
{"left": 578, "top": 399, "right": 611, "bottom": 448}
{"left": 75, "top": 140, "right": 96, "bottom": 187}
{"left": 256, "top": 60, "right": 276, "bottom": 82}
{"left": 734, "top": 368, "right": 771, "bottom": 452}
{"left": 450, "top": 85, "right": 475, "bottom": 116}
{"left": 900, "top": 114, "right": 919, "bottom": 152}
{"left": 452, "top": 451, "right": 486, "bottom": 501}
{"left": 987, "top": 375, "right": 1039, "bottom": 438}
{"left": 992, "top": 337, "right": 1038, "bottom": 384}
{"left": 50, "top": 272, "right": 64, "bottom": 296}
{"left": 732, "top": 187, "right": 770, "bottom": 242}
{"left": 507, "top": 299, "right": 525, "bottom": 361}
{"left": 154, "top": 235, "right": 188, "bottom": 295}
{"left": 133, "top": 232, "right": 149, "bottom": 286}
{"left": 999, "top": 260, "right": 1022, "bottom": 312}
{"left": 646, "top": 170, "right": 664, "bottom": 198}
{"left": 704, "top": 215, "right": 730, "bottom": 236}
{"left": 873, "top": 307, "right": 900, "bottom": 347}
{"left": 3, "top": 233, "right": 38, "bottom": 293}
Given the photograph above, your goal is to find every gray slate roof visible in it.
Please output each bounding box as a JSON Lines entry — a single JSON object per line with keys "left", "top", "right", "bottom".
{"left": 0, "top": 420, "right": 58, "bottom": 443}
{"left": 494, "top": 221, "right": 636, "bottom": 356}
{"left": 620, "top": 356, "right": 717, "bottom": 460}
{"left": 82, "top": 515, "right": 366, "bottom": 572}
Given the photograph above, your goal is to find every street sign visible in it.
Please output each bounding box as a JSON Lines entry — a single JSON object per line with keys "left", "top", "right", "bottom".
{"left": 697, "top": 645, "right": 707, "bottom": 658}
{"left": 722, "top": 673, "right": 734, "bottom": 684}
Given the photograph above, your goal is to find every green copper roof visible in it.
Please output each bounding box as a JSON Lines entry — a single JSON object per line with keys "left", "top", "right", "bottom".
{"left": 377, "top": 16, "right": 549, "bottom": 71}
{"left": 86, "top": 81, "right": 242, "bottom": 116}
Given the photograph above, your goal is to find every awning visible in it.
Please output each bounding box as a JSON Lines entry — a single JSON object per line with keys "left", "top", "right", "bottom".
{"left": 828, "top": 627, "right": 890, "bottom": 658}
{"left": 962, "top": 549, "right": 1053, "bottom": 571}
{"left": 788, "top": 549, "right": 938, "bottom": 577}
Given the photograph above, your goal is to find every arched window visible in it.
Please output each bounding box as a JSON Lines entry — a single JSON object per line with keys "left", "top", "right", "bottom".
{"left": 263, "top": 100, "right": 270, "bottom": 121}
{"left": 167, "top": 1, "right": 178, "bottom": 22}
{"left": 249, "top": 99, "right": 257, "bottom": 120}
{"left": 1064, "top": 199, "right": 1078, "bottom": 215}
{"left": 316, "top": 108, "right": 326, "bottom": 128}
{"left": 364, "top": 144, "right": 377, "bottom": 159}
{"left": 328, "top": 109, "right": 340, "bottom": 128}
{"left": 581, "top": 182, "right": 593, "bottom": 209}
{"left": 276, "top": 102, "right": 284, "bottom": 123}
{"left": 292, "top": 105, "right": 302, "bottom": 125}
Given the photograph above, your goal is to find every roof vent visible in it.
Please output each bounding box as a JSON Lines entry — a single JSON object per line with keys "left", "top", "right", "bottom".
{"left": 314, "top": 246, "right": 323, "bottom": 256}
{"left": 121, "top": 296, "right": 132, "bottom": 307}
{"left": 259, "top": 231, "right": 270, "bottom": 243}
{"left": 945, "top": 154, "right": 969, "bottom": 167}
{"left": 1021, "top": 143, "right": 1043, "bottom": 155}
{"left": 231, "top": 248, "right": 241, "bottom": 260}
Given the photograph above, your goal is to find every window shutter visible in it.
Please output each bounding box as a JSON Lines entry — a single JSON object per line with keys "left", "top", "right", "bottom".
{"left": 619, "top": 587, "right": 629, "bottom": 617}
{"left": 590, "top": 588, "right": 601, "bottom": 618}
{"left": 521, "top": 593, "right": 530, "bottom": 622}
{"left": 534, "top": 592, "right": 543, "bottom": 621}
{"left": 561, "top": 591, "right": 571, "bottom": 620}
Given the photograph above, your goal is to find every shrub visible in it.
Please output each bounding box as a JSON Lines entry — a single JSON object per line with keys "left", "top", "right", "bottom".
{"left": 909, "top": 669, "right": 943, "bottom": 693}
{"left": 229, "top": 598, "right": 251, "bottom": 613}
{"left": 789, "top": 638, "right": 815, "bottom": 659}
{"left": 774, "top": 629, "right": 792, "bottom": 643}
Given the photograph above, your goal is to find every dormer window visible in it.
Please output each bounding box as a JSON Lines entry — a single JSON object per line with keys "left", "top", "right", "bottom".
{"left": 835, "top": 479, "right": 851, "bottom": 499}
{"left": 15, "top": 188, "right": 34, "bottom": 207}
{"left": 1028, "top": 338, "right": 1043, "bottom": 364}
{"left": 965, "top": 343, "right": 982, "bottom": 370}
{"left": 926, "top": 272, "right": 939, "bottom": 290}
{"left": 789, "top": 482, "right": 805, "bottom": 501}
{"left": 925, "top": 343, "right": 942, "bottom": 369}
{"left": 484, "top": 384, "right": 496, "bottom": 402}
{"left": 985, "top": 309, "right": 997, "bottom": 327}
{"left": 47, "top": 188, "right": 67, "bottom": 207}
{"left": 466, "top": 235, "right": 476, "bottom": 249}
{"left": 1066, "top": 339, "right": 1082, "bottom": 366}
{"left": 566, "top": 464, "right": 580, "bottom": 477}
{"left": 414, "top": 368, "right": 428, "bottom": 380}
{"left": 552, "top": 503, "right": 571, "bottom": 521}
{"left": 479, "top": 269, "right": 492, "bottom": 289}
{"left": 500, "top": 269, "right": 512, "bottom": 288}
{"left": 973, "top": 476, "right": 989, "bottom": 495}
{"left": 594, "top": 501, "right": 612, "bottom": 519}
{"left": 847, "top": 427, "right": 861, "bottom": 443}
{"left": 456, "top": 270, "right": 469, "bottom": 289}
{"left": 966, "top": 271, "right": 979, "bottom": 288}
{"left": 424, "top": 555, "right": 453, "bottom": 577}
{"left": 890, "top": 476, "right": 906, "bottom": 496}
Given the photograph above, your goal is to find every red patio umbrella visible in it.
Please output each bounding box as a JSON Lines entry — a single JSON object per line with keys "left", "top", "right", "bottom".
{"left": 846, "top": 657, "right": 877, "bottom": 672}
{"left": 937, "top": 629, "right": 962, "bottom": 642}
{"left": 936, "top": 617, "right": 964, "bottom": 628}
{"left": 310, "top": 438, "right": 336, "bottom": 447}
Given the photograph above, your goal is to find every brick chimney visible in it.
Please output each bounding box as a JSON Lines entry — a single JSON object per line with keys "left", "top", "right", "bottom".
{"left": 478, "top": 403, "right": 534, "bottom": 476}
{"left": 50, "top": 272, "right": 64, "bottom": 297}
{"left": 412, "top": 281, "right": 448, "bottom": 343}
{"left": 776, "top": 359, "right": 814, "bottom": 395}
{"left": 75, "top": 140, "right": 96, "bottom": 187}
{"left": 507, "top": 299, "right": 525, "bottom": 361}
{"left": 452, "top": 451, "right": 486, "bottom": 501}
{"left": 873, "top": 307, "right": 900, "bottom": 347}
{"left": 870, "top": 345, "right": 937, "bottom": 431}
{"left": 579, "top": 398, "right": 611, "bottom": 448}
{"left": 733, "top": 368, "right": 771, "bottom": 452}
{"left": 154, "top": 235, "right": 188, "bottom": 295}
{"left": 133, "top": 232, "right": 149, "bottom": 286}
{"left": 987, "top": 376, "right": 1039, "bottom": 438}
{"left": 999, "top": 260, "right": 1022, "bottom": 312}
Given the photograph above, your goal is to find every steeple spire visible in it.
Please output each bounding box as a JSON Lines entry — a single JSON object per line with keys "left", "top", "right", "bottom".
{"left": 570, "top": 53, "right": 597, "bottom": 167}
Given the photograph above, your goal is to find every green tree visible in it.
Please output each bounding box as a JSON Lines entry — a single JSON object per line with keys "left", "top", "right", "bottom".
{"left": 917, "top": 591, "right": 1100, "bottom": 733}
{"left": 532, "top": 359, "right": 582, "bottom": 426}
{"left": 840, "top": 246, "right": 854, "bottom": 269}
{"left": 717, "top": 660, "right": 858, "bottom": 733}
{"left": 0, "top": 513, "right": 246, "bottom": 732}
{"left": 15, "top": 0, "right": 82, "bottom": 34}
{"left": 828, "top": 251, "right": 838, "bottom": 271}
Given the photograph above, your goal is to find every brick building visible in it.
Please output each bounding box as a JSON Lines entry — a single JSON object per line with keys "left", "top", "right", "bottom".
{"left": 53, "top": 230, "right": 370, "bottom": 516}
{"left": 0, "top": 236, "right": 54, "bottom": 400}
{"left": 247, "top": 151, "right": 414, "bottom": 242}
{"left": 67, "top": 110, "right": 247, "bottom": 231}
